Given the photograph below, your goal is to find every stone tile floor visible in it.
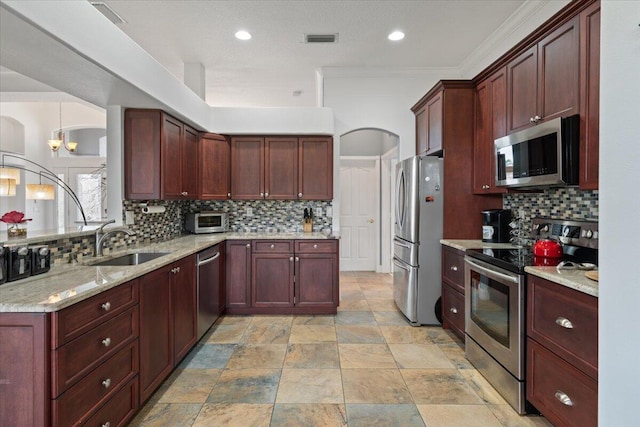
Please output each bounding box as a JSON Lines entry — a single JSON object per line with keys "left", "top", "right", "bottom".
{"left": 129, "top": 272, "right": 552, "bottom": 426}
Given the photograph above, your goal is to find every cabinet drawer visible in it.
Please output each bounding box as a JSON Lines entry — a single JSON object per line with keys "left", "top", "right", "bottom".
{"left": 82, "top": 377, "right": 138, "bottom": 427}
{"left": 527, "top": 339, "right": 597, "bottom": 427}
{"left": 442, "top": 284, "right": 465, "bottom": 339}
{"left": 295, "top": 240, "right": 337, "bottom": 253}
{"left": 442, "top": 247, "right": 465, "bottom": 293}
{"left": 53, "top": 341, "right": 138, "bottom": 427}
{"left": 52, "top": 307, "right": 138, "bottom": 397}
{"left": 253, "top": 240, "right": 293, "bottom": 253}
{"left": 53, "top": 280, "right": 138, "bottom": 347}
{"left": 527, "top": 276, "right": 598, "bottom": 379}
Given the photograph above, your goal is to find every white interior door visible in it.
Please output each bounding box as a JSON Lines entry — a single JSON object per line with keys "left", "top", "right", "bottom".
{"left": 339, "top": 159, "right": 377, "bottom": 271}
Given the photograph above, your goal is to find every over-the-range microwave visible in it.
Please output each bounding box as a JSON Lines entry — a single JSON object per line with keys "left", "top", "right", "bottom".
{"left": 495, "top": 114, "right": 579, "bottom": 188}
{"left": 185, "top": 212, "right": 229, "bottom": 234}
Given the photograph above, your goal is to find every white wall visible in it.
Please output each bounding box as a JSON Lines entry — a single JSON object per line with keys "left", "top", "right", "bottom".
{"left": 598, "top": 1, "right": 640, "bottom": 424}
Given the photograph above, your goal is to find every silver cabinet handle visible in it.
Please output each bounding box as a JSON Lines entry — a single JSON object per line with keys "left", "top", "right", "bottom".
{"left": 260, "top": 192, "right": 264, "bottom": 197}
{"left": 181, "top": 191, "right": 188, "bottom": 196}
{"left": 450, "top": 307, "right": 458, "bottom": 314}
{"left": 101, "top": 302, "right": 111, "bottom": 311}
{"left": 270, "top": 244, "right": 275, "bottom": 249}
{"left": 295, "top": 257, "right": 299, "bottom": 262}
{"left": 265, "top": 192, "right": 269, "bottom": 197}
{"left": 555, "top": 390, "right": 573, "bottom": 406}
{"left": 102, "top": 422, "right": 111, "bottom": 427}
{"left": 176, "top": 266, "right": 180, "bottom": 273}
{"left": 530, "top": 117, "right": 536, "bottom": 124}
{"left": 290, "top": 257, "right": 294, "bottom": 262}
{"left": 313, "top": 244, "right": 318, "bottom": 248}
{"left": 171, "top": 267, "right": 180, "bottom": 274}
{"left": 555, "top": 317, "right": 574, "bottom": 329}
{"left": 298, "top": 192, "right": 303, "bottom": 198}
{"left": 534, "top": 115, "right": 541, "bottom": 122}
{"left": 102, "top": 337, "right": 111, "bottom": 347}
{"left": 227, "top": 192, "right": 231, "bottom": 198}
{"left": 450, "top": 266, "right": 458, "bottom": 271}
{"left": 482, "top": 185, "right": 490, "bottom": 189}
{"left": 246, "top": 243, "right": 251, "bottom": 248}
{"left": 102, "top": 378, "right": 111, "bottom": 388}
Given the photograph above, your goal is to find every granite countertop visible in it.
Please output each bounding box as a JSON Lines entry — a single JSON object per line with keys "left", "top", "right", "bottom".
{"left": 525, "top": 266, "right": 599, "bottom": 297}
{"left": 440, "top": 239, "right": 598, "bottom": 298}
{"left": 440, "top": 239, "right": 516, "bottom": 251}
{"left": 0, "top": 232, "right": 338, "bottom": 313}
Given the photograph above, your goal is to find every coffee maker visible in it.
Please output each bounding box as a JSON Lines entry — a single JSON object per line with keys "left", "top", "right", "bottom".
{"left": 482, "top": 209, "right": 512, "bottom": 243}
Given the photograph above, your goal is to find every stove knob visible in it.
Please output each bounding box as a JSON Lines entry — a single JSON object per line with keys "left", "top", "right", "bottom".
{"left": 39, "top": 247, "right": 50, "bottom": 256}
{"left": 585, "top": 230, "right": 593, "bottom": 239}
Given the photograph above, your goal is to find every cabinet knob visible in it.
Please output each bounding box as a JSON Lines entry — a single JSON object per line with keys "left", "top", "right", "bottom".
{"left": 270, "top": 244, "right": 275, "bottom": 249}
{"left": 483, "top": 185, "right": 490, "bottom": 190}
{"left": 313, "top": 244, "right": 318, "bottom": 248}
{"left": 227, "top": 193, "right": 231, "bottom": 198}
{"left": 181, "top": 191, "right": 188, "bottom": 196}
{"left": 555, "top": 317, "right": 574, "bottom": 329}
{"left": 450, "top": 266, "right": 458, "bottom": 271}
{"left": 296, "top": 257, "right": 299, "bottom": 262}
{"left": 101, "top": 302, "right": 111, "bottom": 311}
{"left": 290, "top": 257, "right": 294, "bottom": 262}
{"left": 102, "top": 337, "right": 111, "bottom": 347}
{"left": 450, "top": 307, "right": 458, "bottom": 314}
{"left": 265, "top": 192, "right": 269, "bottom": 197}
{"left": 530, "top": 117, "right": 536, "bottom": 124}
{"left": 246, "top": 243, "right": 251, "bottom": 248}
{"left": 102, "top": 423, "right": 111, "bottom": 427}
{"left": 260, "top": 192, "right": 264, "bottom": 197}
{"left": 102, "top": 378, "right": 111, "bottom": 388}
{"left": 554, "top": 390, "right": 574, "bottom": 406}
{"left": 298, "top": 192, "right": 303, "bottom": 198}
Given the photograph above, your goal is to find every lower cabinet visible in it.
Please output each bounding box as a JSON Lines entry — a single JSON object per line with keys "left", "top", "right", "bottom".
{"left": 440, "top": 246, "right": 466, "bottom": 341}
{"left": 526, "top": 275, "right": 598, "bottom": 427}
{"left": 226, "top": 239, "right": 339, "bottom": 314}
{"left": 139, "top": 254, "right": 197, "bottom": 403}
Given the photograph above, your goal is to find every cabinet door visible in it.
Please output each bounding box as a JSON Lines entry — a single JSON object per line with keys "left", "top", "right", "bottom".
{"left": 199, "top": 134, "right": 231, "bottom": 199}
{"left": 230, "top": 136, "right": 264, "bottom": 199}
{"left": 579, "top": 3, "right": 600, "bottom": 190}
{"left": 181, "top": 125, "right": 199, "bottom": 199}
{"left": 295, "top": 253, "right": 338, "bottom": 308}
{"left": 538, "top": 16, "right": 580, "bottom": 122}
{"left": 124, "top": 110, "right": 161, "bottom": 200}
{"left": 171, "top": 255, "right": 197, "bottom": 364}
{"left": 507, "top": 46, "right": 538, "bottom": 133}
{"left": 161, "top": 114, "right": 184, "bottom": 199}
{"left": 298, "top": 137, "right": 333, "bottom": 200}
{"left": 225, "top": 240, "right": 252, "bottom": 309}
{"left": 415, "top": 107, "right": 427, "bottom": 155}
{"left": 426, "top": 92, "right": 443, "bottom": 154}
{"left": 441, "top": 284, "right": 465, "bottom": 341}
{"left": 265, "top": 137, "right": 297, "bottom": 199}
{"left": 139, "top": 267, "right": 173, "bottom": 403}
{"left": 252, "top": 254, "right": 294, "bottom": 307}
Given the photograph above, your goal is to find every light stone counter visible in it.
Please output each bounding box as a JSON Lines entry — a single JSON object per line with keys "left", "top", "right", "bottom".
{"left": 440, "top": 239, "right": 516, "bottom": 252}
{"left": 525, "top": 266, "right": 599, "bottom": 297}
{"left": 0, "top": 232, "right": 338, "bottom": 313}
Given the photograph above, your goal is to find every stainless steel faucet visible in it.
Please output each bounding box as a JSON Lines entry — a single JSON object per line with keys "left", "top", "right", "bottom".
{"left": 95, "top": 219, "right": 136, "bottom": 256}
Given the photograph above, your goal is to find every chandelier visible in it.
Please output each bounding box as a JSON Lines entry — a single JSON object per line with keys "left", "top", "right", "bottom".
{"left": 47, "top": 102, "right": 78, "bottom": 153}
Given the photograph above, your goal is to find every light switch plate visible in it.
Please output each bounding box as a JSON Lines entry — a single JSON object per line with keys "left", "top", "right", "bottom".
{"left": 326, "top": 207, "right": 333, "bottom": 218}
{"left": 125, "top": 210, "right": 135, "bottom": 225}
{"left": 246, "top": 207, "right": 253, "bottom": 217}
{"left": 315, "top": 207, "right": 323, "bottom": 217}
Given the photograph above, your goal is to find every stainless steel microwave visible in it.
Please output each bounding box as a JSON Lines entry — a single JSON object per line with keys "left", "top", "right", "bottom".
{"left": 185, "top": 212, "right": 229, "bottom": 234}
{"left": 495, "top": 114, "right": 579, "bottom": 188}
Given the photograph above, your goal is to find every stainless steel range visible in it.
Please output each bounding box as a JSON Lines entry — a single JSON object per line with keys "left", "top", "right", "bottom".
{"left": 464, "top": 217, "right": 598, "bottom": 414}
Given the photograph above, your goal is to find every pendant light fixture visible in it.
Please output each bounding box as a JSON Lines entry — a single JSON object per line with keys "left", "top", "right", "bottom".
{"left": 0, "top": 178, "right": 17, "bottom": 196}
{"left": 48, "top": 103, "right": 78, "bottom": 153}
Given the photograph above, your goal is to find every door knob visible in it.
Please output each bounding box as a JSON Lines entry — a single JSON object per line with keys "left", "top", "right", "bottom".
{"left": 368, "top": 218, "right": 375, "bottom": 223}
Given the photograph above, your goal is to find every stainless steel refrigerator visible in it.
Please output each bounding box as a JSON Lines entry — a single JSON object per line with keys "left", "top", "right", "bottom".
{"left": 393, "top": 155, "right": 443, "bottom": 325}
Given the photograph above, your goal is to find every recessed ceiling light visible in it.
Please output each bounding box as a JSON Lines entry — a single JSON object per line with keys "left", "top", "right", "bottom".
{"left": 388, "top": 31, "right": 405, "bottom": 41}
{"left": 235, "top": 30, "right": 252, "bottom": 40}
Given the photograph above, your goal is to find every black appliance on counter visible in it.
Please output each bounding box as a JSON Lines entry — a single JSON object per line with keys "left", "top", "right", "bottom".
{"left": 31, "top": 245, "right": 51, "bottom": 276}
{"left": 482, "top": 209, "right": 512, "bottom": 243}
{"left": 7, "top": 245, "right": 32, "bottom": 282}
{"left": 0, "top": 246, "right": 7, "bottom": 285}
{"left": 464, "top": 217, "right": 598, "bottom": 414}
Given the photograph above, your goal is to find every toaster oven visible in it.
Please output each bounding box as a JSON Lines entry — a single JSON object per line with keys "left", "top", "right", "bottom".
{"left": 185, "top": 212, "right": 229, "bottom": 234}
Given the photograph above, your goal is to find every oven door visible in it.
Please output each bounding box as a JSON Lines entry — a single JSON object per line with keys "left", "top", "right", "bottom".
{"left": 464, "top": 256, "right": 525, "bottom": 380}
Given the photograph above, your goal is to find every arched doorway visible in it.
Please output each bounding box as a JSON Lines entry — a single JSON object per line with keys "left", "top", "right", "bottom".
{"left": 339, "top": 128, "right": 399, "bottom": 272}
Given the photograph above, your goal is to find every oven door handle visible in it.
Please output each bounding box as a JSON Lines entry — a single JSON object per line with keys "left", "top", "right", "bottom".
{"left": 465, "top": 257, "right": 519, "bottom": 284}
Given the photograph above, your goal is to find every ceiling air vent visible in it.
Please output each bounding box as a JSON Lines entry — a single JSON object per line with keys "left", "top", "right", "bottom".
{"left": 91, "top": 2, "right": 127, "bottom": 24}
{"left": 305, "top": 34, "right": 338, "bottom": 44}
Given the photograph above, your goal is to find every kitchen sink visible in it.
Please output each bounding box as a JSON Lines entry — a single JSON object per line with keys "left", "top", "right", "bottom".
{"left": 90, "top": 252, "right": 171, "bottom": 267}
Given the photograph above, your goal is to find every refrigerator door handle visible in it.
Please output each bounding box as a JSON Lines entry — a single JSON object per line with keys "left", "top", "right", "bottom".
{"left": 393, "top": 257, "right": 411, "bottom": 271}
{"left": 393, "top": 238, "right": 412, "bottom": 249}
{"left": 396, "top": 168, "right": 405, "bottom": 228}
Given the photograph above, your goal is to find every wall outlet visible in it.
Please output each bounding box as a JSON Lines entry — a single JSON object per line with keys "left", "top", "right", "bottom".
{"left": 246, "top": 207, "right": 253, "bottom": 217}
{"left": 125, "top": 210, "right": 135, "bottom": 225}
{"left": 326, "top": 207, "right": 333, "bottom": 218}
{"left": 315, "top": 207, "right": 323, "bottom": 218}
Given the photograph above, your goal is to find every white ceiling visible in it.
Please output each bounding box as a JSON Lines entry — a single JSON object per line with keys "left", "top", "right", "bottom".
{"left": 97, "top": 0, "right": 527, "bottom": 108}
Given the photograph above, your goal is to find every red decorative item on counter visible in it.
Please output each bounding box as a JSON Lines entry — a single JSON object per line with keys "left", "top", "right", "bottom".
{"left": 533, "top": 239, "right": 563, "bottom": 258}
{"left": 1, "top": 210, "right": 32, "bottom": 225}
{"left": 533, "top": 256, "right": 562, "bottom": 267}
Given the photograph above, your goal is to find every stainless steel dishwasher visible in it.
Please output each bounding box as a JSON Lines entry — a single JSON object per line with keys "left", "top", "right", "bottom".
{"left": 196, "top": 244, "right": 223, "bottom": 340}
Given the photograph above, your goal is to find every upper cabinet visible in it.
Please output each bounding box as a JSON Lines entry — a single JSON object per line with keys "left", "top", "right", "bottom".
{"left": 198, "top": 133, "right": 231, "bottom": 200}
{"left": 414, "top": 90, "right": 443, "bottom": 155}
{"left": 507, "top": 17, "right": 580, "bottom": 133}
{"left": 230, "top": 135, "right": 333, "bottom": 200}
{"left": 125, "top": 109, "right": 198, "bottom": 200}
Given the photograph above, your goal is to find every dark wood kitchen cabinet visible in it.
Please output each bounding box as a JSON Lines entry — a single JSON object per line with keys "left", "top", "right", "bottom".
{"left": 125, "top": 109, "right": 199, "bottom": 200}
{"left": 412, "top": 81, "right": 502, "bottom": 239}
{"left": 139, "top": 255, "right": 196, "bottom": 403}
{"left": 414, "top": 90, "right": 443, "bottom": 155}
{"left": 440, "top": 246, "right": 466, "bottom": 341}
{"left": 473, "top": 67, "right": 508, "bottom": 195}
{"left": 198, "top": 133, "right": 231, "bottom": 199}
{"left": 527, "top": 275, "right": 598, "bottom": 427}
{"left": 226, "top": 240, "right": 252, "bottom": 309}
{"left": 251, "top": 240, "right": 295, "bottom": 308}
{"left": 507, "top": 16, "right": 580, "bottom": 132}
{"left": 230, "top": 135, "right": 333, "bottom": 200}
{"left": 295, "top": 240, "right": 339, "bottom": 309}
